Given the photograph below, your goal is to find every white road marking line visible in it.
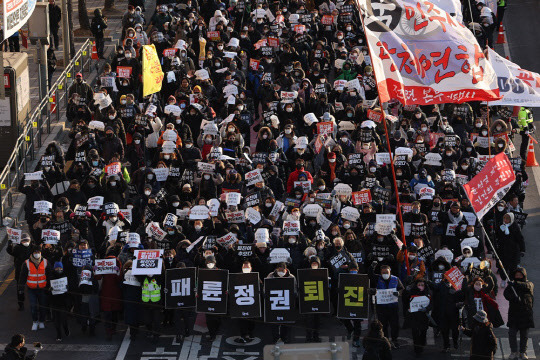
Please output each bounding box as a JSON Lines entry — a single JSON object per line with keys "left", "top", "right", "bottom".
{"left": 115, "top": 328, "right": 130, "bottom": 360}
{"left": 527, "top": 338, "right": 536, "bottom": 358}
{"left": 499, "top": 337, "right": 510, "bottom": 359}
{"left": 187, "top": 335, "right": 202, "bottom": 360}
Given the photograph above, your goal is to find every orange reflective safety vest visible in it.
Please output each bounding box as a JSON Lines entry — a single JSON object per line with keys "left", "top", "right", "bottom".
{"left": 25, "top": 259, "right": 48, "bottom": 289}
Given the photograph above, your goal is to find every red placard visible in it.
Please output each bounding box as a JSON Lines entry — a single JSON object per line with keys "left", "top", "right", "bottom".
{"left": 249, "top": 58, "right": 260, "bottom": 71}
{"left": 317, "top": 121, "right": 334, "bottom": 135}
{"left": 206, "top": 31, "right": 220, "bottom": 41}
{"left": 321, "top": 15, "right": 334, "bottom": 25}
{"left": 444, "top": 267, "right": 465, "bottom": 291}
{"left": 463, "top": 152, "right": 515, "bottom": 219}
{"left": 367, "top": 109, "right": 384, "bottom": 123}
{"left": 4, "top": 74, "right": 9, "bottom": 89}
{"left": 117, "top": 66, "right": 132, "bottom": 78}
{"left": 163, "top": 48, "right": 177, "bottom": 57}
{"left": 267, "top": 37, "right": 279, "bottom": 48}
{"left": 352, "top": 189, "right": 372, "bottom": 205}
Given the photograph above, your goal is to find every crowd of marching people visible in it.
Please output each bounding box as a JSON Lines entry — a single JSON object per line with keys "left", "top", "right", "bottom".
{"left": 5, "top": 0, "right": 536, "bottom": 359}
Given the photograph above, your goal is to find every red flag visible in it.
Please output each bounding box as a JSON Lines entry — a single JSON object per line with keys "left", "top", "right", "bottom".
{"left": 463, "top": 152, "right": 515, "bottom": 219}
{"left": 357, "top": 0, "right": 501, "bottom": 105}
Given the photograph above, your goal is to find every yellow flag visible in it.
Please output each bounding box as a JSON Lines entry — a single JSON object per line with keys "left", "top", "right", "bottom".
{"left": 142, "top": 44, "right": 164, "bottom": 97}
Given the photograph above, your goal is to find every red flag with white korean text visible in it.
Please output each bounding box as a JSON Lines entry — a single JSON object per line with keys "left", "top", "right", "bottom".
{"left": 356, "top": 0, "right": 501, "bottom": 105}
{"left": 463, "top": 152, "right": 515, "bottom": 220}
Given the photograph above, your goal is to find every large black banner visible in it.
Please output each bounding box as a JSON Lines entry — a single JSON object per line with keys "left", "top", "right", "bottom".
{"left": 164, "top": 267, "right": 196, "bottom": 309}
{"left": 264, "top": 277, "right": 297, "bottom": 323}
{"left": 337, "top": 273, "right": 370, "bottom": 319}
{"left": 196, "top": 269, "right": 229, "bottom": 314}
{"left": 297, "top": 269, "right": 330, "bottom": 314}
{"left": 228, "top": 272, "right": 261, "bottom": 318}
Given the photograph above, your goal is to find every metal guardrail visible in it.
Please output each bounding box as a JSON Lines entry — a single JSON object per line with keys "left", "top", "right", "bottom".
{"left": 0, "top": 39, "right": 94, "bottom": 221}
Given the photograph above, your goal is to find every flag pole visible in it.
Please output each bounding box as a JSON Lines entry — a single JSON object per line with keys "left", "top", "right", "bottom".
{"left": 460, "top": 183, "right": 518, "bottom": 296}
{"left": 356, "top": 2, "right": 410, "bottom": 275}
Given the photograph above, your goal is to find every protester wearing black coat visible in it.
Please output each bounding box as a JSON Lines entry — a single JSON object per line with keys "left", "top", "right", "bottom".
{"left": 496, "top": 213, "right": 525, "bottom": 282}
{"left": 461, "top": 310, "right": 498, "bottom": 360}
{"left": 504, "top": 267, "right": 534, "bottom": 356}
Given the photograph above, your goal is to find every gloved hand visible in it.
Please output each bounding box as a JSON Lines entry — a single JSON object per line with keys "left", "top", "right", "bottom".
{"left": 393, "top": 291, "right": 399, "bottom": 297}
{"left": 118, "top": 212, "right": 125, "bottom": 220}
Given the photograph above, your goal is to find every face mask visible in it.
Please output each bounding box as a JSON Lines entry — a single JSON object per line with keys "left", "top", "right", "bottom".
{"left": 120, "top": 100, "right": 127, "bottom": 105}
{"left": 265, "top": 202, "right": 273, "bottom": 208}
{"left": 346, "top": 26, "right": 352, "bottom": 31}
{"left": 474, "top": 284, "right": 482, "bottom": 291}
{"left": 205, "top": 139, "right": 212, "bottom": 144}
{"left": 409, "top": 255, "right": 416, "bottom": 261}
{"left": 168, "top": 230, "right": 175, "bottom": 235}
{"left": 362, "top": 144, "right": 370, "bottom": 149}
{"left": 467, "top": 231, "right": 475, "bottom": 237}
{"left": 109, "top": 114, "right": 116, "bottom": 120}
{"left": 311, "top": 265, "right": 318, "bottom": 270}
{"left": 446, "top": 152, "right": 452, "bottom": 157}
{"left": 242, "top": 267, "right": 251, "bottom": 273}
{"left": 127, "top": 204, "right": 134, "bottom": 209}
{"left": 163, "top": 155, "right": 170, "bottom": 160}
{"left": 33, "top": 253, "right": 41, "bottom": 260}
{"left": 277, "top": 271, "right": 286, "bottom": 277}
{"left": 262, "top": 134, "right": 268, "bottom": 140}
{"left": 285, "top": 129, "right": 292, "bottom": 134}
{"left": 370, "top": 167, "right": 376, "bottom": 173}
{"left": 125, "top": 53, "right": 132, "bottom": 59}
{"left": 497, "top": 206, "right": 505, "bottom": 212}
{"left": 144, "top": 190, "right": 151, "bottom": 196}
{"left": 343, "top": 223, "right": 351, "bottom": 229}
{"left": 217, "top": 46, "right": 224, "bottom": 50}
{"left": 204, "top": 175, "right": 211, "bottom": 180}
{"left": 296, "top": 194, "right": 302, "bottom": 199}
{"left": 382, "top": 273, "right": 390, "bottom": 280}
{"left": 110, "top": 181, "right": 117, "bottom": 186}
{"left": 207, "top": 263, "right": 215, "bottom": 269}
{"left": 325, "top": 209, "right": 332, "bottom": 214}
{"left": 329, "top": 159, "right": 336, "bottom": 163}
{"left": 195, "top": 225, "right": 202, "bottom": 231}
{"left": 482, "top": 131, "right": 488, "bottom": 136}
{"left": 147, "top": 174, "right": 154, "bottom": 180}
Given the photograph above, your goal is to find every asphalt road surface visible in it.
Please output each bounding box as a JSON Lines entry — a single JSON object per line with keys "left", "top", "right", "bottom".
{"left": 0, "top": 4, "right": 540, "bottom": 360}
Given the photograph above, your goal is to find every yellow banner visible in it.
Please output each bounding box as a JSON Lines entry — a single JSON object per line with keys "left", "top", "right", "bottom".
{"left": 142, "top": 44, "right": 164, "bottom": 97}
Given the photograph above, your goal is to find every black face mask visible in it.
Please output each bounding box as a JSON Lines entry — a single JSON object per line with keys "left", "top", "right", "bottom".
{"left": 296, "top": 164, "right": 303, "bottom": 170}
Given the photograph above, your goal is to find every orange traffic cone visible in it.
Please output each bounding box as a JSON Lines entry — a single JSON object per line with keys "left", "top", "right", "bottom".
{"left": 496, "top": 24, "right": 506, "bottom": 44}
{"left": 526, "top": 137, "right": 539, "bottom": 167}
{"left": 91, "top": 41, "right": 98, "bottom": 60}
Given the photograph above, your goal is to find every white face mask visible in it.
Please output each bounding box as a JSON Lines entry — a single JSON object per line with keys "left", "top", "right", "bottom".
{"left": 110, "top": 181, "right": 117, "bottom": 186}
{"left": 134, "top": 139, "right": 141, "bottom": 144}
{"left": 497, "top": 206, "right": 505, "bottom": 212}
{"left": 475, "top": 123, "right": 482, "bottom": 128}
{"left": 286, "top": 107, "right": 293, "bottom": 113}
{"left": 285, "top": 129, "right": 292, "bottom": 134}
{"left": 242, "top": 267, "right": 251, "bottom": 273}
{"left": 467, "top": 231, "right": 474, "bottom": 237}
{"left": 164, "top": 155, "right": 170, "bottom": 160}
{"left": 370, "top": 167, "right": 376, "bottom": 173}
{"left": 144, "top": 190, "right": 151, "bottom": 196}
{"left": 288, "top": 238, "right": 296, "bottom": 244}
{"left": 204, "top": 175, "right": 211, "bottom": 180}
{"left": 421, "top": 127, "right": 427, "bottom": 132}
{"left": 262, "top": 134, "right": 268, "bottom": 139}
{"left": 127, "top": 204, "right": 134, "bottom": 209}
{"left": 109, "top": 115, "right": 115, "bottom": 120}
{"left": 22, "top": 242, "right": 30, "bottom": 247}
{"left": 311, "top": 265, "right": 318, "bottom": 270}
{"left": 362, "top": 144, "right": 370, "bottom": 149}
{"left": 265, "top": 202, "right": 273, "bottom": 208}
{"left": 207, "top": 263, "right": 215, "bottom": 269}
{"left": 195, "top": 225, "right": 202, "bottom": 231}
{"left": 277, "top": 271, "right": 286, "bottom": 277}
{"left": 482, "top": 131, "right": 488, "bottom": 136}
{"left": 438, "top": 265, "right": 445, "bottom": 271}
{"left": 382, "top": 273, "right": 390, "bottom": 280}
{"left": 344, "top": 224, "right": 350, "bottom": 229}
{"left": 329, "top": 158, "right": 336, "bottom": 163}
{"left": 185, "top": 144, "right": 192, "bottom": 148}
{"left": 462, "top": 165, "right": 468, "bottom": 170}
{"left": 33, "top": 253, "right": 41, "bottom": 260}
{"left": 121, "top": 100, "right": 127, "bottom": 105}
{"left": 319, "top": 186, "right": 325, "bottom": 191}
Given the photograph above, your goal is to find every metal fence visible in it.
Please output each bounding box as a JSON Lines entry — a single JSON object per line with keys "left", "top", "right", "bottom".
{"left": 0, "top": 39, "right": 94, "bottom": 221}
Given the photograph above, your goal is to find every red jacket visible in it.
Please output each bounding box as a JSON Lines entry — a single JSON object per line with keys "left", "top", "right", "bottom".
{"left": 286, "top": 168, "right": 313, "bottom": 193}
